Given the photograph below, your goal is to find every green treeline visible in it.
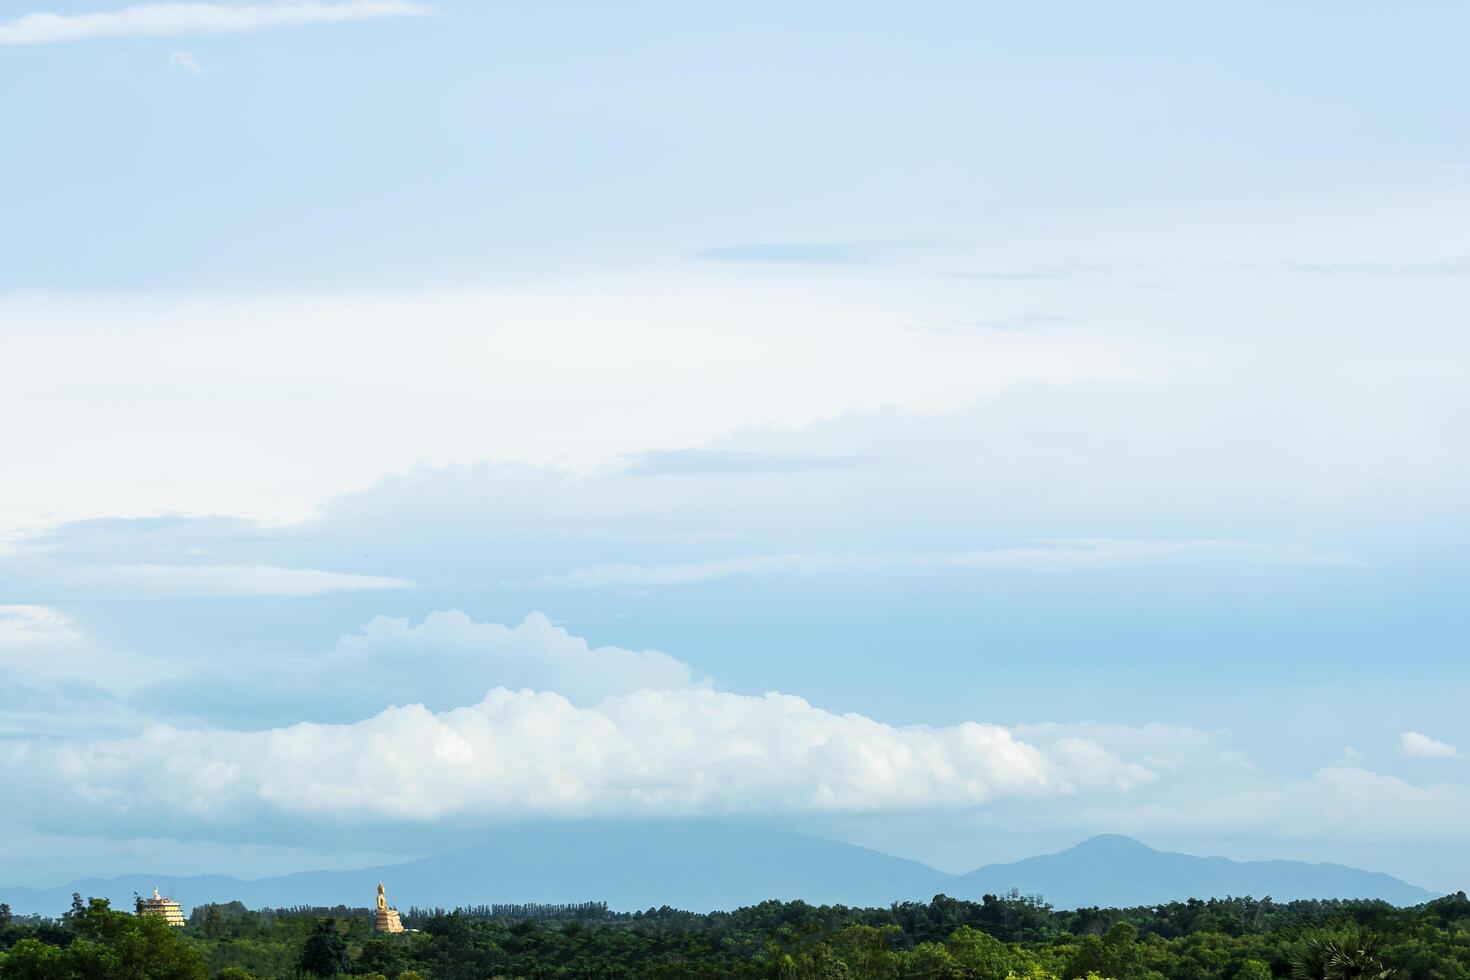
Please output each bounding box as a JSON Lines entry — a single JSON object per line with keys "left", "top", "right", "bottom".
{"left": 2, "top": 890, "right": 1468, "bottom": 979}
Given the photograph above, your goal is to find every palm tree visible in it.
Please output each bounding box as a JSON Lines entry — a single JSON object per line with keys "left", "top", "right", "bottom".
{"left": 1291, "top": 926, "right": 1396, "bottom": 980}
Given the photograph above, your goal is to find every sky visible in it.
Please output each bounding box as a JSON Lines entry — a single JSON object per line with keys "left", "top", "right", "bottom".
{"left": 1, "top": 0, "right": 1469, "bottom": 894}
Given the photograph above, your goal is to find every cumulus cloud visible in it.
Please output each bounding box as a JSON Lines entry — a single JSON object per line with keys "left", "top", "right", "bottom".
{"left": 322, "top": 610, "right": 703, "bottom": 708}
{"left": 0, "top": 1, "right": 428, "bottom": 45}
{"left": 1401, "top": 731, "right": 1458, "bottom": 759}
{"left": 1, "top": 687, "right": 1157, "bottom": 832}
{"left": 132, "top": 610, "right": 704, "bottom": 727}
{"left": 538, "top": 539, "right": 1355, "bottom": 588}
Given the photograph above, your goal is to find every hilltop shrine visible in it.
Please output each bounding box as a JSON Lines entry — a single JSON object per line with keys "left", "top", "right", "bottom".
{"left": 374, "top": 881, "right": 404, "bottom": 933}
{"left": 138, "top": 886, "right": 185, "bottom": 927}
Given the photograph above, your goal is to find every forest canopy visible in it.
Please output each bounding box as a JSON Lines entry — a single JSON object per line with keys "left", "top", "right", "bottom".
{"left": 1, "top": 890, "right": 1468, "bottom": 980}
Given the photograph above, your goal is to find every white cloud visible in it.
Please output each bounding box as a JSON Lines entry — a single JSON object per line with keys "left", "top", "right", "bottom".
{"left": 0, "top": 284, "right": 1146, "bottom": 532}
{"left": 0, "top": 605, "right": 79, "bottom": 647}
{"left": 4, "top": 609, "right": 694, "bottom": 727}
{"left": 1013, "top": 721, "right": 1255, "bottom": 779}
{"left": 168, "top": 49, "right": 201, "bottom": 73}
{"left": 0, "top": 686, "right": 1158, "bottom": 829}
{"left": 0, "top": 1, "right": 428, "bottom": 45}
{"left": 539, "top": 539, "right": 1355, "bottom": 588}
{"left": 0, "top": 605, "right": 152, "bottom": 697}
{"left": 320, "top": 610, "right": 704, "bottom": 707}
{"left": 1401, "top": 731, "right": 1458, "bottom": 759}
{"left": 45, "top": 563, "right": 410, "bottom": 597}
{"left": 1076, "top": 765, "right": 1470, "bottom": 843}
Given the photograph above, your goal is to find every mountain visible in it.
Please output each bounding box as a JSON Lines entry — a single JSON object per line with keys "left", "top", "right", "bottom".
{"left": 0, "top": 826, "right": 1437, "bottom": 917}
{"left": 951, "top": 834, "right": 1437, "bottom": 908}
{"left": 0, "top": 822, "right": 949, "bottom": 916}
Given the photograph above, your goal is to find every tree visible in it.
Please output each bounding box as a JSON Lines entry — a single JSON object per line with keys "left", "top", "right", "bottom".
{"left": 0, "top": 902, "right": 12, "bottom": 930}
{"left": 1004, "top": 966, "right": 1064, "bottom": 980}
{"left": 903, "top": 942, "right": 963, "bottom": 978}
{"left": 200, "top": 905, "right": 225, "bottom": 940}
{"left": 3, "top": 898, "right": 205, "bottom": 980}
{"left": 356, "top": 937, "right": 405, "bottom": 976}
{"left": 1236, "top": 960, "right": 1275, "bottom": 980}
{"left": 1292, "top": 927, "right": 1395, "bottom": 980}
{"left": 947, "top": 925, "right": 1019, "bottom": 980}
{"left": 297, "top": 918, "right": 350, "bottom": 978}
{"left": 833, "top": 925, "right": 900, "bottom": 980}
{"left": 0, "top": 938, "right": 70, "bottom": 980}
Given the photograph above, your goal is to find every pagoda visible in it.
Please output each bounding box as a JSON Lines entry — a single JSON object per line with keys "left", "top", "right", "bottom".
{"left": 138, "top": 886, "right": 185, "bottom": 927}
{"left": 373, "top": 881, "right": 404, "bottom": 933}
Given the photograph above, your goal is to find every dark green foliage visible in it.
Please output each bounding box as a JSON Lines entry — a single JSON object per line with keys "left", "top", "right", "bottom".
{"left": 1292, "top": 926, "right": 1396, "bottom": 980}
{"left": 296, "top": 918, "right": 349, "bottom": 978}
{"left": 3, "top": 890, "right": 1468, "bottom": 979}
{"left": 0, "top": 897, "right": 205, "bottom": 980}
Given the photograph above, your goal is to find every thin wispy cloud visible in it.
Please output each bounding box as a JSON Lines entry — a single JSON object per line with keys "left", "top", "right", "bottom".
{"left": 168, "top": 49, "right": 201, "bottom": 72}
{"left": 623, "top": 449, "right": 876, "bottom": 477}
{"left": 32, "top": 563, "right": 412, "bottom": 598}
{"left": 537, "top": 539, "right": 1356, "bottom": 589}
{"left": 0, "top": 605, "right": 79, "bottom": 647}
{"left": 696, "top": 242, "right": 874, "bottom": 265}
{"left": 0, "top": 1, "right": 428, "bottom": 45}
{"left": 1284, "top": 258, "right": 1470, "bottom": 277}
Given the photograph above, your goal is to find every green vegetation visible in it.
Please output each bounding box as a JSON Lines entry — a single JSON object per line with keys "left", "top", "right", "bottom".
{"left": 2, "top": 890, "right": 1468, "bottom": 979}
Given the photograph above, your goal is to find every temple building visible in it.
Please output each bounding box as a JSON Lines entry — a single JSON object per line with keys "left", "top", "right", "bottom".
{"left": 374, "top": 881, "right": 404, "bottom": 933}
{"left": 138, "top": 886, "right": 185, "bottom": 927}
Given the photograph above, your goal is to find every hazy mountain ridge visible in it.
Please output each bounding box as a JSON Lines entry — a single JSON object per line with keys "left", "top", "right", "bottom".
{"left": 955, "top": 834, "right": 1434, "bottom": 909}
{"left": 1, "top": 826, "right": 1436, "bottom": 916}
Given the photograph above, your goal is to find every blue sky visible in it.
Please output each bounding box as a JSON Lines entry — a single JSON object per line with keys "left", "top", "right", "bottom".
{"left": 1, "top": 1, "right": 1469, "bottom": 893}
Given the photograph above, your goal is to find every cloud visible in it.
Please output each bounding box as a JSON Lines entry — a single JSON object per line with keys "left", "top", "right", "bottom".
{"left": 949, "top": 263, "right": 1102, "bottom": 282}
{"left": 0, "top": 284, "right": 1145, "bottom": 532}
{"left": 1401, "top": 731, "right": 1458, "bottom": 759}
{"left": 0, "top": 605, "right": 79, "bottom": 647}
{"left": 0, "top": 605, "right": 150, "bottom": 698}
{"left": 0, "top": 672, "right": 142, "bottom": 739}
{"left": 168, "top": 49, "right": 201, "bottom": 72}
{"left": 622, "top": 449, "right": 875, "bottom": 477}
{"left": 1076, "top": 765, "right": 1470, "bottom": 844}
{"left": 40, "top": 562, "right": 411, "bottom": 597}
{"left": 327, "top": 610, "right": 701, "bottom": 704}
{"left": 696, "top": 242, "right": 873, "bottom": 265}
{"left": 1, "top": 686, "right": 1157, "bottom": 833}
{"left": 0, "top": 1, "right": 428, "bottom": 44}
{"left": 537, "top": 539, "right": 1356, "bottom": 588}
{"left": 152, "top": 610, "right": 704, "bottom": 722}
{"left": 1013, "top": 721, "right": 1255, "bottom": 779}
{"left": 1283, "top": 259, "right": 1470, "bottom": 278}
{"left": 7, "top": 609, "right": 701, "bottom": 734}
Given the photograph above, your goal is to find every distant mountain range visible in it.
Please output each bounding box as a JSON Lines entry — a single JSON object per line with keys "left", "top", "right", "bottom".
{"left": 1, "top": 824, "right": 1438, "bottom": 917}
{"left": 952, "top": 834, "right": 1434, "bottom": 909}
